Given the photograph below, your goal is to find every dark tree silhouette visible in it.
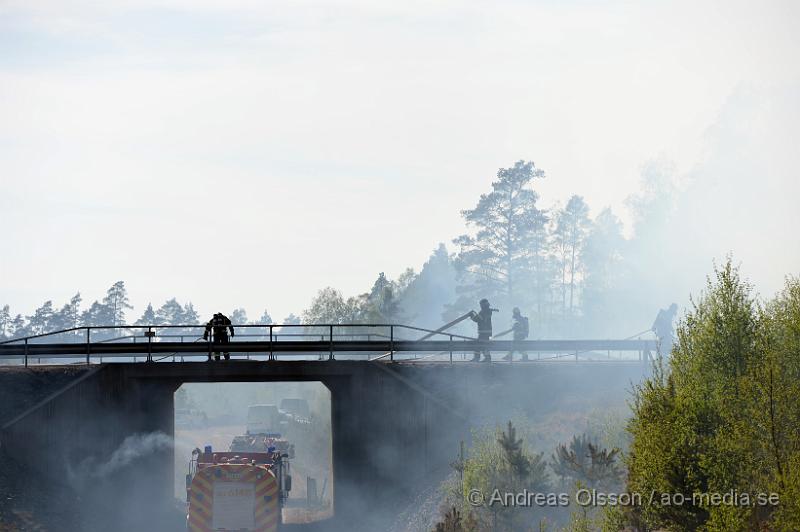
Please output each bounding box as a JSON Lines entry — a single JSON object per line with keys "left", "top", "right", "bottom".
{"left": 552, "top": 433, "right": 622, "bottom": 488}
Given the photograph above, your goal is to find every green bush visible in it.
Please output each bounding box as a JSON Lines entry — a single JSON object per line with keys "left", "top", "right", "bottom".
{"left": 623, "top": 261, "right": 800, "bottom": 531}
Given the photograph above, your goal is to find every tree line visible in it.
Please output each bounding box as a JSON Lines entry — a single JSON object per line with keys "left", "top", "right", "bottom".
{"left": 301, "top": 159, "right": 657, "bottom": 339}
{"left": 3, "top": 159, "right": 677, "bottom": 341}
{"left": 0, "top": 281, "right": 277, "bottom": 341}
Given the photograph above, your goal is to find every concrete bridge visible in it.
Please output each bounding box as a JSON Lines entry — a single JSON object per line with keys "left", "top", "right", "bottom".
{"left": 0, "top": 324, "right": 656, "bottom": 531}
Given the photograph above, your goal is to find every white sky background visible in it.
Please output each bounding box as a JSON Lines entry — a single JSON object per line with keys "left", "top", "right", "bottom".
{"left": 1, "top": 0, "right": 798, "bottom": 321}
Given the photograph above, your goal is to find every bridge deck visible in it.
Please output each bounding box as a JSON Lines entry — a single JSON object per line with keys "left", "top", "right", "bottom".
{"left": 0, "top": 339, "right": 656, "bottom": 365}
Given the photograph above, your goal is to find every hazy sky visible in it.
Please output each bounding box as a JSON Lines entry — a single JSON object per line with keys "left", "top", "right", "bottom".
{"left": 1, "top": 0, "right": 798, "bottom": 321}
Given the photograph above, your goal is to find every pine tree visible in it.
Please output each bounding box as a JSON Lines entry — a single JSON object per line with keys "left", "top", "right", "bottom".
{"left": 282, "top": 313, "right": 301, "bottom": 325}
{"left": 363, "top": 272, "right": 402, "bottom": 322}
{"left": 176, "top": 302, "right": 200, "bottom": 337}
{"left": 0, "top": 305, "right": 10, "bottom": 339}
{"left": 552, "top": 195, "right": 591, "bottom": 319}
{"left": 460, "top": 422, "right": 550, "bottom": 531}
{"left": 103, "top": 281, "right": 132, "bottom": 326}
{"left": 156, "top": 298, "right": 185, "bottom": 325}
{"left": 552, "top": 433, "right": 593, "bottom": 484}
{"left": 230, "top": 308, "right": 248, "bottom": 325}
{"left": 584, "top": 443, "right": 622, "bottom": 488}
{"left": 51, "top": 293, "right": 82, "bottom": 333}
{"left": 551, "top": 433, "right": 621, "bottom": 489}
{"left": 27, "top": 301, "right": 54, "bottom": 335}
{"left": 66, "top": 293, "right": 82, "bottom": 328}
{"left": 10, "top": 314, "right": 25, "bottom": 338}
{"left": 396, "top": 268, "right": 416, "bottom": 293}
{"left": 256, "top": 310, "right": 273, "bottom": 325}
{"left": 579, "top": 208, "right": 631, "bottom": 337}
{"left": 135, "top": 303, "right": 158, "bottom": 325}
{"left": 182, "top": 302, "right": 199, "bottom": 324}
{"left": 452, "top": 160, "right": 548, "bottom": 316}
{"left": 401, "top": 244, "right": 458, "bottom": 328}
{"left": 81, "top": 300, "right": 113, "bottom": 327}
{"left": 498, "top": 421, "right": 531, "bottom": 481}
{"left": 433, "top": 506, "right": 479, "bottom": 532}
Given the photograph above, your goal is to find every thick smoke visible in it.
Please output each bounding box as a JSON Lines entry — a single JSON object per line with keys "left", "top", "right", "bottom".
{"left": 388, "top": 85, "right": 800, "bottom": 344}
{"left": 72, "top": 431, "right": 173, "bottom": 484}
{"left": 602, "top": 84, "right": 800, "bottom": 334}
{"left": 59, "top": 431, "right": 181, "bottom": 532}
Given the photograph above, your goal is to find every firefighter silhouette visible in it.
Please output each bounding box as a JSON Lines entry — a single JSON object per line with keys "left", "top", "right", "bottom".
{"left": 503, "top": 307, "right": 530, "bottom": 362}
{"left": 470, "top": 299, "right": 497, "bottom": 362}
{"left": 204, "top": 312, "right": 235, "bottom": 361}
{"left": 651, "top": 303, "right": 677, "bottom": 358}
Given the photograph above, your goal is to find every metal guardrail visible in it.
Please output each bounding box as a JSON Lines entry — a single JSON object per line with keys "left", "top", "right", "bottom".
{"left": 0, "top": 323, "right": 658, "bottom": 367}
{"left": 0, "top": 323, "right": 477, "bottom": 344}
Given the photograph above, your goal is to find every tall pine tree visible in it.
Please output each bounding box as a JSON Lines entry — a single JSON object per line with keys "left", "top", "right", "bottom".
{"left": 452, "top": 160, "right": 548, "bottom": 317}
{"left": 103, "top": 281, "right": 132, "bottom": 326}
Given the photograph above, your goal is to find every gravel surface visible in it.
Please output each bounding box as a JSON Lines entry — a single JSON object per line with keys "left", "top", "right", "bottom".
{"left": 0, "top": 450, "right": 81, "bottom": 531}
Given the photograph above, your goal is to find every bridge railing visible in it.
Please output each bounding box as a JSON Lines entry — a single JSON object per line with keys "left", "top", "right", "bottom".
{"left": 0, "top": 323, "right": 477, "bottom": 346}
{"left": 0, "top": 323, "right": 656, "bottom": 366}
{"left": 0, "top": 323, "right": 482, "bottom": 365}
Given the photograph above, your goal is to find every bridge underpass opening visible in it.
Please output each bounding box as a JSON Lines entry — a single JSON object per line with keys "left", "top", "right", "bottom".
{"left": 173, "top": 381, "right": 333, "bottom": 524}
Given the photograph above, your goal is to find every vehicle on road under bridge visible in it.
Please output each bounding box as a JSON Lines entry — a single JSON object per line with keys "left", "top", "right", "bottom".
{"left": 230, "top": 433, "right": 295, "bottom": 460}
{"left": 185, "top": 445, "right": 292, "bottom": 532}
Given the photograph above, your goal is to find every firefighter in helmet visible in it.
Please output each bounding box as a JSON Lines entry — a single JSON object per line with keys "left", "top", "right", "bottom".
{"left": 503, "top": 307, "right": 530, "bottom": 362}
{"left": 470, "top": 298, "right": 497, "bottom": 362}
{"left": 204, "top": 312, "right": 235, "bottom": 361}
{"left": 651, "top": 303, "right": 677, "bottom": 358}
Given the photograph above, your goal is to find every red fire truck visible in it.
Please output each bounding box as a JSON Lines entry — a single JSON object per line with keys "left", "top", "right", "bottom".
{"left": 185, "top": 445, "right": 292, "bottom": 532}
